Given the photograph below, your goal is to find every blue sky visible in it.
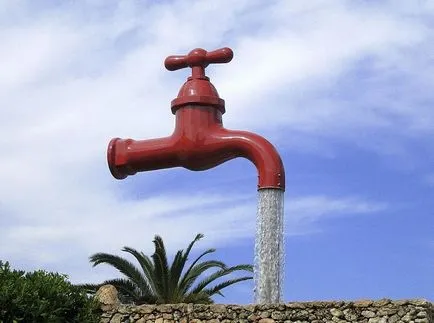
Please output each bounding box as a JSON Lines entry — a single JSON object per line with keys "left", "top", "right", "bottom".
{"left": 0, "top": 0, "right": 433, "bottom": 304}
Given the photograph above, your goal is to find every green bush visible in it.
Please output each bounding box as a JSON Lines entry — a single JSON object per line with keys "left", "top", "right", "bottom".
{"left": 0, "top": 260, "right": 100, "bottom": 323}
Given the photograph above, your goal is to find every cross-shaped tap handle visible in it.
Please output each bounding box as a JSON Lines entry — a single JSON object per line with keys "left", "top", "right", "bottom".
{"left": 164, "top": 47, "right": 233, "bottom": 78}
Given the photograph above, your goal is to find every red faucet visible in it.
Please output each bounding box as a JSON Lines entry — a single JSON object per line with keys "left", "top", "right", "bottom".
{"left": 107, "top": 47, "right": 285, "bottom": 190}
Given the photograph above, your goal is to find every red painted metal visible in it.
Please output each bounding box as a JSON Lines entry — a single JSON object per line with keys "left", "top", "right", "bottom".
{"left": 165, "top": 47, "right": 233, "bottom": 114}
{"left": 107, "top": 48, "right": 285, "bottom": 190}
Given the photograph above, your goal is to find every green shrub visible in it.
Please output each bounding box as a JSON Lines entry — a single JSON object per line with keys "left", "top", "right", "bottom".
{"left": 0, "top": 260, "right": 100, "bottom": 323}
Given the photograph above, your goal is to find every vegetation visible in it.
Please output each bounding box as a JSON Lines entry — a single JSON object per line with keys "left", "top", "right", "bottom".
{"left": 0, "top": 260, "right": 100, "bottom": 323}
{"left": 79, "top": 233, "right": 253, "bottom": 304}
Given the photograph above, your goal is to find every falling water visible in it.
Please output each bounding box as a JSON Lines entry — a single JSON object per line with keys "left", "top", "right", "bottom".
{"left": 254, "top": 188, "right": 285, "bottom": 304}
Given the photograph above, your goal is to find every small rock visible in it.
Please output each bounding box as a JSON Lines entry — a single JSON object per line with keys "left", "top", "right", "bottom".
{"left": 259, "top": 319, "right": 275, "bottom": 323}
{"left": 287, "top": 303, "right": 305, "bottom": 309}
{"left": 248, "top": 314, "right": 258, "bottom": 321}
{"left": 244, "top": 305, "right": 256, "bottom": 312}
{"left": 398, "top": 309, "right": 407, "bottom": 317}
{"left": 417, "top": 312, "right": 428, "bottom": 318}
{"left": 210, "top": 304, "right": 227, "bottom": 313}
{"left": 139, "top": 306, "right": 155, "bottom": 314}
{"left": 118, "top": 306, "right": 130, "bottom": 314}
{"left": 409, "top": 299, "right": 429, "bottom": 306}
{"left": 271, "top": 311, "right": 285, "bottom": 320}
{"left": 162, "top": 313, "right": 172, "bottom": 319}
{"left": 95, "top": 284, "right": 120, "bottom": 312}
{"left": 354, "top": 300, "right": 373, "bottom": 307}
{"left": 378, "top": 307, "right": 398, "bottom": 316}
{"left": 158, "top": 304, "right": 173, "bottom": 313}
{"left": 330, "top": 309, "right": 344, "bottom": 318}
{"left": 361, "top": 310, "right": 376, "bottom": 318}
{"left": 186, "top": 303, "right": 194, "bottom": 313}
{"left": 110, "top": 313, "right": 123, "bottom": 323}
{"left": 259, "top": 311, "right": 271, "bottom": 318}
{"left": 344, "top": 311, "right": 359, "bottom": 321}
{"left": 373, "top": 299, "right": 391, "bottom": 307}
{"left": 369, "top": 317, "right": 387, "bottom": 323}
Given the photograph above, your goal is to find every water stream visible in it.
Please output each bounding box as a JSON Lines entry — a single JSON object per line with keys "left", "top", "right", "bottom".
{"left": 254, "top": 188, "right": 285, "bottom": 304}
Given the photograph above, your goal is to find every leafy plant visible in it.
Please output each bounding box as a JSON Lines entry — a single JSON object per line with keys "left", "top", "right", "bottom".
{"left": 78, "top": 233, "right": 253, "bottom": 304}
{"left": 0, "top": 260, "right": 100, "bottom": 323}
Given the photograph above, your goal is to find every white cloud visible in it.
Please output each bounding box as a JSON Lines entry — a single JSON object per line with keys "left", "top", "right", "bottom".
{"left": 1, "top": 190, "right": 385, "bottom": 283}
{"left": 217, "top": 1, "right": 432, "bottom": 132}
{"left": 286, "top": 195, "right": 387, "bottom": 235}
{"left": 0, "top": 0, "right": 427, "bottom": 284}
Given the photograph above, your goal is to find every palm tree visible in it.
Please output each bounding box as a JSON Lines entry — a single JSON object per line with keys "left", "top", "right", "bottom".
{"left": 78, "top": 233, "right": 253, "bottom": 304}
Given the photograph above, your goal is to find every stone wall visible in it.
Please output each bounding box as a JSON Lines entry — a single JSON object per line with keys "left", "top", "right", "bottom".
{"left": 100, "top": 298, "right": 433, "bottom": 323}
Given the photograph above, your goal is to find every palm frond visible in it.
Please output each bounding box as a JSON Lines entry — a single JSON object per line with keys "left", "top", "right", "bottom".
{"left": 89, "top": 252, "right": 151, "bottom": 296}
{"left": 100, "top": 278, "right": 138, "bottom": 294}
{"left": 152, "top": 235, "right": 170, "bottom": 301}
{"left": 179, "top": 248, "right": 218, "bottom": 288}
{"left": 182, "top": 291, "right": 213, "bottom": 304}
{"left": 179, "top": 260, "right": 227, "bottom": 294}
{"left": 189, "top": 264, "right": 253, "bottom": 295}
{"left": 122, "top": 246, "right": 157, "bottom": 294}
{"left": 168, "top": 249, "right": 185, "bottom": 302}
{"left": 168, "top": 234, "right": 204, "bottom": 294}
{"left": 202, "top": 276, "right": 253, "bottom": 297}
{"left": 183, "top": 234, "right": 204, "bottom": 260}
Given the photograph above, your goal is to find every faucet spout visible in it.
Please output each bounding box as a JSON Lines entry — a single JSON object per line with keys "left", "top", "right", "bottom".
{"left": 107, "top": 106, "right": 285, "bottom": 190}
{"left": 107, "top": 136, "right": 179, "bottom": 179}
{"left": 210, "top": 128, "right": 285, "bottom": 190}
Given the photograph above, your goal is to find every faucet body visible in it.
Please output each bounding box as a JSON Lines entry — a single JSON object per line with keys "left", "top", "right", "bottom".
{"left": 107, "top": 47, "right": 285, "bottom": 190}
{"left": 108, "top": 104, "right": 285, "bottom": 189}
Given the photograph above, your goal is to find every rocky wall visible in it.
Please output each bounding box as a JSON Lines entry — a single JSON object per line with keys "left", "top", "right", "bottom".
{"left": 100, "top": 298, "right": 433, "bottom": 323}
